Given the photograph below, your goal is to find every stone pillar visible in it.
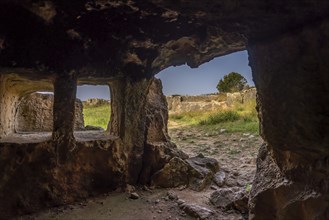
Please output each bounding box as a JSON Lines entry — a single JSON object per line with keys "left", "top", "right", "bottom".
{"left": 52, "top": 71, "right": 77, "bottom": 164}
{"left": 0, "top": 75, "right": 20, "bottom": 138}
{"left": 248, "top": 20, "right": 329, "bottom": 219}
{"left": 109, "top": 77, "right": 152, "bottom": 183}
{"left": 108, "top": 79, "right": 125, "bottom": 137}
{"left": 145, "top": 78, "right": 170, "bottom": 143}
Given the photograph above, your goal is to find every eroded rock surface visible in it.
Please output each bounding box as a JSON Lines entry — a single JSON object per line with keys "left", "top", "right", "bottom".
{"left": 167, "top": 95, "right": 227, "bottom": 114}
{"left": 151, "top": 154, "right": 219, "bottom": 191}
{"left": 15, "top": 93, "right": 84, "bottom": 132}
{"left": 0, "top": 1, "right": 328, "bottom": 219}
{"left": 179, "top": 203, "right": 214, "bottom": 220}
{"left": 248, "top": 20, "right": 329, "bottom": 219}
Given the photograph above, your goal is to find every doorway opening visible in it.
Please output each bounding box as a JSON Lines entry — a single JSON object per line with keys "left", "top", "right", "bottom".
{"left": 155, "top": 50, "right": 263, "bottom": 219}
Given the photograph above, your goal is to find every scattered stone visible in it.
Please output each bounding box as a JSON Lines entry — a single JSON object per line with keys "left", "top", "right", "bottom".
{"left": 197, "top": 153, "right": 205, "bottom": 158}
{"left": 225, "top": 178, "right": 237, "bottom": 187}
{"left": 220, "top": 129, "right": 227, "bottom": 133}
{"left": 179, "top": 203, "right": 214, "bottom": 220}
{"left": 151, "top": 157, "right": 190, "bottom": 188}
{"left": 210, "top": 185, "right": 218, "bottom": 190}
{"left": 155, "top": 199, "right": 160, "bottom": 204}
{"left": 248, "top": 135, "right": 255, "bottom": 139}
{"left": 242, "top": 133, "right": 250, "bottom": 136}
{"left": 210, "top": 187, "right": 248, "bottom": 213}
{"left": 213, "top": 170, "right": 226, "bottom": 187}
{"left": 186, "top": 155, "right": 219, "bottom": 191}
{"left": 129, "top": 192, "right": 140, "bottom": 200}
{"left": 151, "top": 155, "right": 219, "bottom": 191}
{"left": 167, "top": 191, "right": 178, "bottom": 201}
{"left": 142, "top": 185, "right": 153, "bottom": 192}
{"left": 176, "top": 199, "right": 185, "bottom": 205}
{"left": 125, "top": 184, "right": 136, "bottom": 193}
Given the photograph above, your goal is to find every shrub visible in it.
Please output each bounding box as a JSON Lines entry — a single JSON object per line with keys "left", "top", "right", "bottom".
{"left": 199, "top": 110, "right": 240, "bottom": 125}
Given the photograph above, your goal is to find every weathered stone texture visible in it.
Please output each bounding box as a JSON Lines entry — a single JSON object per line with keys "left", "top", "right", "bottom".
{"left": 0, "top": 74, "right": 53, "bottom": 138}
{"left": 0, "top": 139, "right": 125, "bottom": 219}
{"left": 167, "top": 95, "right": 227, "bottom": 114}
{"left": 15, "top": 93, "right": 84, "bottom": 132}
{"left": 0, "top": 1, "right": 329, "bottom": 219}
{"left": 226, "top": 88, "right": 257, "bottom": 106}
{"left": 145, "top": 78, "right": 170, "bottom": 143}
{"left": 53, "top": 72, "right": 78, "bottom": 164}
{"left": 151, "top": 154, "right": 219, "bottom": 191}
{"left": 248, "top": 20, "right": 329, "bottom": 219}
{"left": 166, "top": 89, "right": 256, "bottom": 114}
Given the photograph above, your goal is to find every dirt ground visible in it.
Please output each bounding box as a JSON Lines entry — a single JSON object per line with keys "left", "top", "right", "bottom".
{"left": 19, "top": 124, "right": 263, "bottom": 220}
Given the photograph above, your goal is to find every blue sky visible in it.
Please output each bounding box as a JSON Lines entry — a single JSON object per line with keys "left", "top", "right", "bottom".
{"left": 76, "top": 50, "right": 252, "bottom": 100}
{"left": 156, "top": 50, "right": 253, "bottom": 96}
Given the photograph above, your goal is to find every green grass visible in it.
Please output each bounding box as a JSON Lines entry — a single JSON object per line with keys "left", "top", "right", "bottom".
{"left": 83, "top": 104, "right": 111, "bottom": 130}
{"left": 169, "top": 99, "right": 259, "bottom": 133}
{"left": 199, "top": 110, "right": 240, "bottom": 125}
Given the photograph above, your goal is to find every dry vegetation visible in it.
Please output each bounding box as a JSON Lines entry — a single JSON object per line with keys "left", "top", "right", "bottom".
{"left": 169, "top": 100, "right": 259, "bottom": 133}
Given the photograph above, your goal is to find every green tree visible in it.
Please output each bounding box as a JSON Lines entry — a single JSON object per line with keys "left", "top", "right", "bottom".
{"left": 216, "top": 72, "right": 248, "bottom": 93}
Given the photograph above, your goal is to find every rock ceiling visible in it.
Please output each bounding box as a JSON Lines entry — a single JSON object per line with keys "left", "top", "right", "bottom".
{"left": 0, "top": 0, "right": 328, "bottom": 78}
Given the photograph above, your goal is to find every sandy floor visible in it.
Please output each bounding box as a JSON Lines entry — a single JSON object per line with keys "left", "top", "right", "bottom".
{"left": 19, "top": 124, "right": 263, "bottom": 220}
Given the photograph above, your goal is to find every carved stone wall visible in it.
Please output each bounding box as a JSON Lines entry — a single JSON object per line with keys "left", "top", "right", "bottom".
{"left": 0, "top": 1, "right": 329, "bottom": 219}
{"left": 248, "top": 20, "right": 329, "bottom": 220}
{"left": 15, "top": 93, "right": 84, "bottom": 132}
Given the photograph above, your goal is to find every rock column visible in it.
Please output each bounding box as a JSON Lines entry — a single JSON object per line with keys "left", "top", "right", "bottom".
{"left": 53, "top": 71, "right": 77, "bottom": 164}
{"left": 0, "top": 75, "right": 20, "bottom": 138}
{"left": 248, "top": 20, "right": 329, "bottom": 219}
{"left": 109, "top": 77, "right": 152, "bottom": 183}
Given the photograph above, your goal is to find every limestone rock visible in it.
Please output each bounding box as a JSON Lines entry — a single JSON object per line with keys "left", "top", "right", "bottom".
{"left": 179, "top": 203, "right": 214, "bottom": 220}
{"left": 167, "top": 94, "right": 227, "bottom": 114}
{"left": 15, "top": 93, "right": 84, "bottom": 132}
{"left": 151, "top": 157, "right": 190, "bottom": 188}
{"left": 151, "top": 155, "right": 219, "bottom": 191}
{"left": 186, "top": 155, "right": 219, "bottom": 191}
{"left": 226, "top": 92, "right": 243, "bottom": 106}
{"left": 210, "top": 187, "right": 247, "bottom": 212}
{"left": 226, "top": 88, "right": 256, "bottom": 106}
{"left": 167, "top": 191, "right": 178, "bottom": 201}
{"left": 129, "top": 192, "right": 140, "bottom": 200}
{"left": 213, "top": 171, "right": 226, "bottom": 187}
{"left": 145, "top": 78, "right": 170, "bottom": 143}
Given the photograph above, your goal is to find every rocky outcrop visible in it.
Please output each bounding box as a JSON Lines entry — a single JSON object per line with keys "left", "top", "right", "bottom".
{"left": 248, "top": 20, "right": 329, "bottom": 219}
{"left": 15, "top": 93, "right": 84, "bottom": 132}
